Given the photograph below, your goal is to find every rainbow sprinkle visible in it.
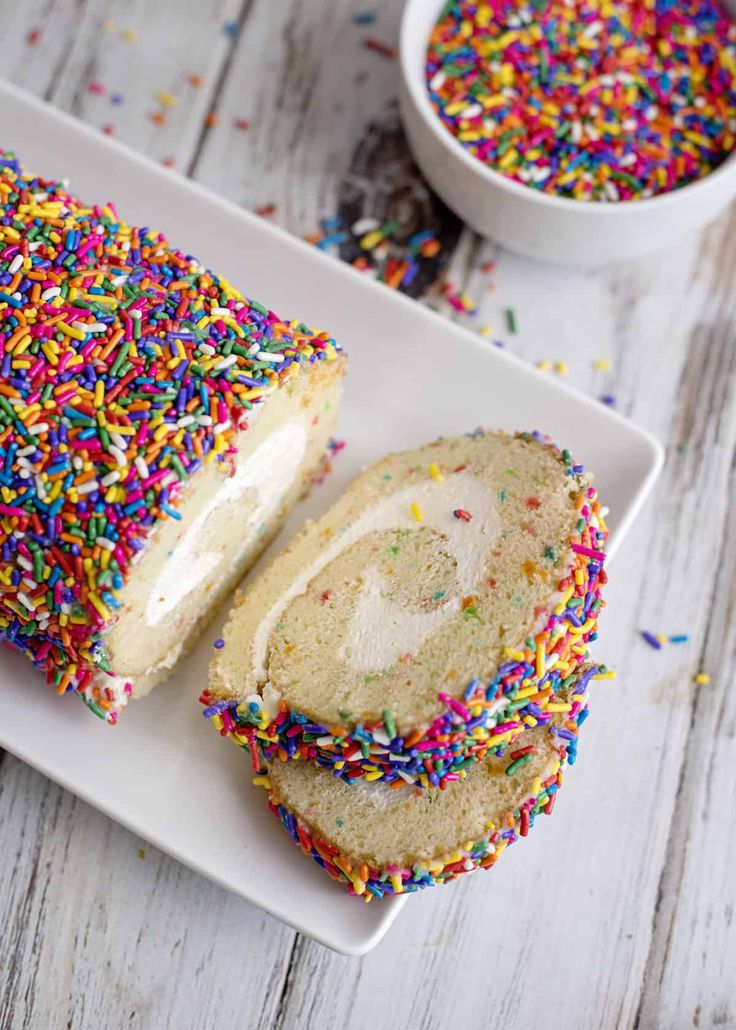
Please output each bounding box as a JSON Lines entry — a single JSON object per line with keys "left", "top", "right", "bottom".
{"left": 0, "top": 153, "right": 340, "bottom": 721}
{"left": 426, "top": 0, "right": 736, "bottom": 201}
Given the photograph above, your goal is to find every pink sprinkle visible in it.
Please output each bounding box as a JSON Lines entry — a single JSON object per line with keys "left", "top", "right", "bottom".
{"left": 438, "top": 692, "right": 471, "bottom": 720}
{"left": 571, "top": 543, "right": 606, "bottom": 561}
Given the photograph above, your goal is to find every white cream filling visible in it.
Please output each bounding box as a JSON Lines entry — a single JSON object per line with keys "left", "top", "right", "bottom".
{"left": 252, "top": 471, "right": 498, "bottom": 681}
{"left": 146, "top": 421, "right": 308, "bottom": 626}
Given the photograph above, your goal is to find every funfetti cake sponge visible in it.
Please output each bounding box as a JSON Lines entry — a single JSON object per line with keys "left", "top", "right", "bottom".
{"left": 0, "top": 153, "right": 345, "bottom": 721}
{"left": 203, "top": 430, "right": 607, "bottom": 788}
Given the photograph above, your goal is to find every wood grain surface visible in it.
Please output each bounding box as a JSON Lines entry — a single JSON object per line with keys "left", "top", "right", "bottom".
{"left": 0, "top": 1, "right": 734, "bottom": 1028}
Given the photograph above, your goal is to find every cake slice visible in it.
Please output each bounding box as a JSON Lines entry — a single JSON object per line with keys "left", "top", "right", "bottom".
{"left": 204, "top": 430, "right": 607, "bottom": 786}
{"left": 262, "top": 669, "right": 599, "bottom": 897}
{"left": 0, "top": 152, "right": 344, "bottom": 721}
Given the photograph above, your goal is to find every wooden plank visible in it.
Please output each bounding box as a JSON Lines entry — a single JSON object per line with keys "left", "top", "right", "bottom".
{"left": 0, "top": 755, "right": 296, "bottom": 1030}
{"left": 636, "top": 229, "right": 736, "bottom": 1028}
{"left": 192, "top": 0, "right": 463, "bottom": 297}
{"left": 0, "top": 0, "right": 250, "bottom": 172}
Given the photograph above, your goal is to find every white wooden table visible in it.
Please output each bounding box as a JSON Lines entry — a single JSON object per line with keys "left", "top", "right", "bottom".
{"left": 1, "top": 2, "right": 735, "bottom": 1027}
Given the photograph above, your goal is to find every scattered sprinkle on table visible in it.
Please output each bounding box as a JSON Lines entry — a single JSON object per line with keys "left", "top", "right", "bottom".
{"left": 694, "top": 672, "right": 711, "bottom": 685}
{"left": 363, "top": 37, "right": 396, "bottom": 59}
{"left": 641, "top": 630, "right": 663, "bottom": 650}
{"left": 426, "top": 0, "right": 736, "bottom": 201}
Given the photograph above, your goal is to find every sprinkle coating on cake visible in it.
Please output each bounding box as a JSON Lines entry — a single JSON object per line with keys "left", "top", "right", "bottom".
{"left": 0, "top": 153, "right": 340, "bottom": 720}
{"left": 260, "top": 671, "right": 599, "bottom": 899}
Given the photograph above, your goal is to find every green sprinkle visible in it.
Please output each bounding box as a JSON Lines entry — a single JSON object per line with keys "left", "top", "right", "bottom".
{"left": 383, "top": 708, "right": 396, "bottom": 740}
{"left": 505, "top": 753, "right": 533, "bottom": 777}
{"left": 505, "top": 308, "right": 517, "bottom": 334}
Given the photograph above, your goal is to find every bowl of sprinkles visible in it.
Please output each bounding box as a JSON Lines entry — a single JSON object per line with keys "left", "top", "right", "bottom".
{"left": 399, "top": 0, "right": 736, "bottom": 264}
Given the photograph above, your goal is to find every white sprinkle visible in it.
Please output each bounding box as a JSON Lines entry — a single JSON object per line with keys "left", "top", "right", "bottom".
{"left": 72, "top": 456, "right": 83, "bottom": 471}
{"left": 77, "top": 480, "right": 100, "bottom": 495}
{"left": 198, "top": 415, "right": 213, "bottom": 426}
{"left": 73, "top": 320, "right": 107, "bottom": 333}
{"left": 101, "top": 471, "right": 120, "bottom": 487}
{"left": 351, "top": 217, "right": 379, "bottom": 236}
{"left": 16, "top": 446, "right": 36, "bottom": 458}
{"left": 28, "top": 423, "right": 49, "bottom": 435}
{"left": 429, "top": 71, "right": 446, "bottom": 92}
{"left": 110, "top": 432, "right": 127, "bottom": 451}
{"left": 134, "top": 457, "right": 150, "bottom": 478}
{"left": 461, "top": 103, "right": 482, "bottom": 119}
{"left": 17, "top": 591, "right": 36, "bottom": 611}
{"left": 198, "top": 343, "right": 216, "bottom": 355}
{"left": 256, "top": 350, "right": 284, "bottom": 363}
{"left": 211, "top": 306, "right": 232, "bottom": 316}
{"left": 109, "top": 445, "right": 127, "bottom": 467}
{"left": 16, "top": 556, "right": 33, "bottom": 573}
{"left": 177, "top": 415, "right": 196, "bottom": 428}
{"left": 95, "top": 536, "right": 116, "bottom": 551}
{"left": 8, "top": 254, "right": 23, "bottom": 274}
{"left": 215, "top": 355, "right": 238, "bottom": 371}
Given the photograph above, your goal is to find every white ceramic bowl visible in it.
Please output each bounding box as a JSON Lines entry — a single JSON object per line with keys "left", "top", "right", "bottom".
{"left": 399, "top": 0, "right": 736, "bottom": 266}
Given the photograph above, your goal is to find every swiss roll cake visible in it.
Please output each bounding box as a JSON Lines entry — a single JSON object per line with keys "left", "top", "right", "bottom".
{"left": 204, "top": 430, "right": 607, "bottom": 787}
{"left": 262, "top": 670, "right": 598, "bottom": 898}
{"left": 0, "top": 153, "right": 344, "bottom": 721}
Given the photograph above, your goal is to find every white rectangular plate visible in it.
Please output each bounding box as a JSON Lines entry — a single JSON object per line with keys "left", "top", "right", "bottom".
{"left": 0, "top": 81, "right": 663, "bottom": 955}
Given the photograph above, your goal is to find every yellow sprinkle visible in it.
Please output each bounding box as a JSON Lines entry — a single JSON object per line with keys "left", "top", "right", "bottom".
{"left": 537, "top": 359, "right": 552, "bottom": 372}
{"left": 656, "top": 634, "right": 667, "bottom": 645}
{"left": 428, "top": 462, "right": 443, "bottom": 482}
{"left": 411, "top": 501, "right": 423, "bottom": 522}
{"left": 535, "top": 641, "right": 545, "bottom": 679}
{"left": 88, "top": 593, "right": 111, "bottom": 621}
{"left": 479, "top": 325, "right": 493, "bottom": 337}
{"left": 360, "top": 230, "right": 383, "bottom": 250}
{"left": 694, "top": 673, "right": 711, "bottom": 685}
{"left": 594, "top": 670, "right": 616, "bottom": 680}
{"left": 121, "top": 27, "right": 138, "bottom": 43}
{"left": 251, "top": 775, "right": 271, "bottom": 789}
{"left": 554, "top": 361, "right": 568, "bottom": 375}
{"left": 389, "top": 874, "right": 403, "bottom": 894}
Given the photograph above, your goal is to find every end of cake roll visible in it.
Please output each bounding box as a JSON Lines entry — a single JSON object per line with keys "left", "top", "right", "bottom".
{"left": 0, "top": 152, "right": 345, "bottom": 721}
{"left": 259, "top": 668, "right": 599, "bottom": 898}
{"left": 204, "top": 430, "right": 607, "bottom": 787}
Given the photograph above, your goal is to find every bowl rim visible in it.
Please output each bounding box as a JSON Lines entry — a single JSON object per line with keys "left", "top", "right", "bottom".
{"left": 399, "top": 0, "right": 736, "bottom": 218}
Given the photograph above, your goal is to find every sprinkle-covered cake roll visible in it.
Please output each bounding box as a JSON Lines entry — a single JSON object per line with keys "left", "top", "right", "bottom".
{"left": 262, "top": 671, "right": 598, "bottom": 898}
{"left": 0, "top": 153, "right": 345, "bottom": 721}
{"left": 204, "top": 430, "right": 607, "bottom": 787}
